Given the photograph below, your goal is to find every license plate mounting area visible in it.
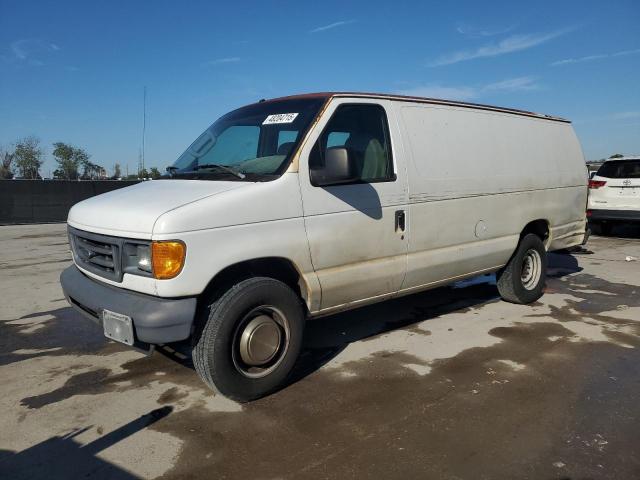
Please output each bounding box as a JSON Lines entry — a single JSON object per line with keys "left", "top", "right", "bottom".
{"left": 102, "top": 309, "right": 134, "bottom": 346}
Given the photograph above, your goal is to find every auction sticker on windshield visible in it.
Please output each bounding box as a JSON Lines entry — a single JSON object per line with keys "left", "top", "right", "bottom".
{"left": 263, "top": 113, "right": 299, "bottom": 125}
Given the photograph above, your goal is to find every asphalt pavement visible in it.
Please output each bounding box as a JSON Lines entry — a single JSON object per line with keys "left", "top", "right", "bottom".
{"left": 1, "top": 223, "right": 639, "bottom": 479}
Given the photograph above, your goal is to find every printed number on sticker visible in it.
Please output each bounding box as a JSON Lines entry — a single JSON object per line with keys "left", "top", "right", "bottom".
{"left": 263, "top": 113, "right": 299, "bottom": 125}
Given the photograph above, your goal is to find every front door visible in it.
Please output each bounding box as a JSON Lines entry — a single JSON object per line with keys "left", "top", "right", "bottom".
{"left": 298, "top": 99, "right": 408, "bottom": 312}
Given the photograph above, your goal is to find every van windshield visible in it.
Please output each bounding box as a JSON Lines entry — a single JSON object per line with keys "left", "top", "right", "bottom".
{"left": 596, "top": 160, "right": 640, "bottom": 179}
{"left": 165, "top": 97, "right": 326, "bottom": 181}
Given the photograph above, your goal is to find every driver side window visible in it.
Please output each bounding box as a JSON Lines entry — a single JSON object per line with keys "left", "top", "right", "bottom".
{"left": 310, "top": 104, "right": 394, "bottom": 185}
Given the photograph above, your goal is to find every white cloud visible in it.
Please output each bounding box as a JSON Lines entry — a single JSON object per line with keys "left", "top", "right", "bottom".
{"left": 10, "top": 39, "right": 29, "bottom": 59}
{"left": 398, "top": 85, "right": 478, "bottom": 101}
{"left": 398, "top": 76, "right": 540, "bottom": 101}
{"left": 309, "top": 20, "right": 355, "bottom": 33}
{"left": 201, "top": 57, "right": 241, "bottom": 67}
{"left": 429, "top": 28, "right": 572, "bottom": 67}
{"left": 613, "top": 48, "right": 640, "bottom": 57}
{"left": 611, "top": 111, "right": 640, "bottom": 120}
{"left": 483, "top": 76, "right": 539, "bottom": 92}
{"left": 455, "top": 23, "right": 517, "bottom": 38}
{"left": 551, "top": 48, "right": 640, "bottom": 66}
{"left": 9, "top": 38, "right": 60, "bottom": 66}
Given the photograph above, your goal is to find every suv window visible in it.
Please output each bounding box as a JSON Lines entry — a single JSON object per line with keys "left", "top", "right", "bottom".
{"left": 310, "top": 104, "right": 394, "bottom": 184}
{"left": 597, "top": 160, "right": 640, "bottom": 178}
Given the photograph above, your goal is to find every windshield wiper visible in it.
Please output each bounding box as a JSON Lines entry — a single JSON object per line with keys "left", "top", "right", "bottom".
{"left": 194, "top": 164, "right": 246, "bottom": 179}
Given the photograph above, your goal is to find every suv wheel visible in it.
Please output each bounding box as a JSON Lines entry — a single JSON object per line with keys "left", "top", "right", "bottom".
{"left": 193, "top": 277, "right": 305, "bottom": 402}
{"left": 599, "top": 222, "right": 614, "bottom": 236}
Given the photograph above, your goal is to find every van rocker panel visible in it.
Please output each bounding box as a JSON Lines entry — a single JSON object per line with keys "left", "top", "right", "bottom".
{"left": 60, "top": 265, "right": 197, "bottom": 344}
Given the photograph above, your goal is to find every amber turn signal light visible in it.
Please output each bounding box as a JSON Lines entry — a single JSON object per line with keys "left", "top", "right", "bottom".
{"left": 151, "top": 241, "right": 186, "bottom": 279}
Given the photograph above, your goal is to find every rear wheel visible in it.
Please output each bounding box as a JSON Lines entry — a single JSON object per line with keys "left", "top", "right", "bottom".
{"left": 599, "top": 222, "right": 614, "bottom": 236}
{"left": 497, "top": 233, "right": 547, "bottom": 304}
{"left": 192, "top": 277, "right": 305, "bottom": 402}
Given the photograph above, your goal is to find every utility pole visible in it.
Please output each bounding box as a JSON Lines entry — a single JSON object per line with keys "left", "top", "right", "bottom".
{"left": 142, "top": 86, "right": 147, "bottom": 175}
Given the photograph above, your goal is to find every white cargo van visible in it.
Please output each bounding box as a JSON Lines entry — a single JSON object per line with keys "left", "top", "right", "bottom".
{"left": 587, "top": 155, "right": 640, "bottom": 234}
{"left": 61, "top": 92, "right": 588, "bottom": 401}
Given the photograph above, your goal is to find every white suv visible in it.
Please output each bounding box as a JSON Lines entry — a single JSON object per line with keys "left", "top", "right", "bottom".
{"left": 588, "top": 156, "right": 640, "bottom": 234}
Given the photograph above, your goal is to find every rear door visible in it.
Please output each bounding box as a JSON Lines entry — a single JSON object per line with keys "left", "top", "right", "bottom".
{"left": 298, "top": 99, "right": 409, "bottom": 311}
{"left": 590, "top": 160, "right": 640, "bottom": 209}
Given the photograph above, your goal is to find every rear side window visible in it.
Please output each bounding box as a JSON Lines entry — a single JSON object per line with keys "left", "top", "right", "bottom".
{"left": 310, "top": 104, "right": 394, "bottom": 184}
{"left": 597, "top": 160, "right": 640, "bottom": 178}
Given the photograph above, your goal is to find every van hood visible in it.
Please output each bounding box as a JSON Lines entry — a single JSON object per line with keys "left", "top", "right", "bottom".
{"left": 68, "top": 180, "right": 249, "bottom": 237}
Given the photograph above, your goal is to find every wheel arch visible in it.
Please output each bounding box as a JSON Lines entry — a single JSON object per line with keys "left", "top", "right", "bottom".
{"left": 197, "top": 257, "right": 311, "bottom": 316}
{"left": 520, "top": 219, "right": 551, "bottom": 249}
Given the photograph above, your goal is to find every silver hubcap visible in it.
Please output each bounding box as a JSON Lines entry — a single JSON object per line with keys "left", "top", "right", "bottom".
{"left": 521, "top": 248, "right": 542, "bottom": 290}
{"left": 233, "top": 306, "right": 289, "bottom": 378}
{"left": 239, "top": 315, "right": 281, "bottom": 366}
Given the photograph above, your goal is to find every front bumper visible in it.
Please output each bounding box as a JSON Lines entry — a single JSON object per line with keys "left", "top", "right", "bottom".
{"left": 60, "top": 265, "right": 197, "bottom": 344}
{"left": 588, "top": 209, "right": 640, "bottom": 223}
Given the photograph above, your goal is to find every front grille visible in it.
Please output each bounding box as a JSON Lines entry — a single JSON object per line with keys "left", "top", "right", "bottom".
{"left": 69, "top": 227, "right": 123, "bottom": 282}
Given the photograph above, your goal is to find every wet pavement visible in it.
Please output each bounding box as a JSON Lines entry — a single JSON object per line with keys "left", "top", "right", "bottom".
{"left": 1, "top": 223, "right": 639, "bottom": 479}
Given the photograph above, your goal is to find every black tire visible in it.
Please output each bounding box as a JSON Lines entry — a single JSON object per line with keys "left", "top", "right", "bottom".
{"left": 496, "top": 233, "right": 547, "bottom": 304}
{"left": 192, "top": 277, "right": 305, "bottom": 402}
{"left": 599, "top": 222, "right": 614, "bottom": 236}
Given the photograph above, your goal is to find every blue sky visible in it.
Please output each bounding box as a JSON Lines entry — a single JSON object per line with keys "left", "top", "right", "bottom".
{"left": 1, "top": 0, "right": 638, "bottom": 176}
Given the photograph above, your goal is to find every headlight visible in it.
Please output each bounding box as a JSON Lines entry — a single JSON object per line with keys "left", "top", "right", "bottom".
{"left": 123, "top": 241, "right": 153, "bottom": 277}
{"left": 136, "top": 245, "right": 152, "bottom": 273}
{"left": 122, "top": 240, "right": 185, "bottom": 279}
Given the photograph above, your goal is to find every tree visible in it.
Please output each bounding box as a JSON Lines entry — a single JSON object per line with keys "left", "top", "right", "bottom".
{"left": 0, "top": 144, "right": 14, "bottom": 179}
{"left": 52, "top": 142, "right": 80, "bottom": 179}
{"left": 609, "top": 153, "right": 624, "bottom": 159}
{"left": 14, "top": 136, "right": 43, "bottom": 179}
{"left": 113, "top": 163, "right": 122, "bottom": 179}
{"left": 52, "top": 143, "right": 99, "bottom": 179}
{"left": 138, "top": 168, "right": 149, "bottom": 179}
{"left": 149, "top": 167, "right": 161, "bottom": 179}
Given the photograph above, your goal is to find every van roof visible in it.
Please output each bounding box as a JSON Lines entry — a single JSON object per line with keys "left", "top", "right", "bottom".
{"left": 258, "top": 92, "right": 571, "bottom": 124}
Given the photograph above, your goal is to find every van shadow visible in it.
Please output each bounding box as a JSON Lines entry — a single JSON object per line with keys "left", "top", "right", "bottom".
{"left": 0, "top": 406, "right": 172, "bottom": 480}
{"left": 2, "top": 307, "right": 114, "bottom": 366}
{"left": 161, "top": 276, "right": 504, "bottom": 389}
{"left": 322, "top": 182, "right": 382, "bottom": 219}
{"left": 288, "top": 277, "right": 500, "bottom": 384}
{"left": 289, "top": 252, "right": 582, "bottom": 382}
{"left": 162, "top": 253, "right": 583, "bottom": 391}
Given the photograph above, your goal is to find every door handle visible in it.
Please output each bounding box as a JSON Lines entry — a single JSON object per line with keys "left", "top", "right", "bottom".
{"left": 395, "top": 210, "right": 405, "bottom": 233}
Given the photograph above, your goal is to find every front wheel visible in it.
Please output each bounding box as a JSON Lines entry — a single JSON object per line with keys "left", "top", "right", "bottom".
{"left": 192, "top": 277, "right": 305, "bottom": 402}
{"left": 497, "top": 233, "right": 547, "bottom": 304}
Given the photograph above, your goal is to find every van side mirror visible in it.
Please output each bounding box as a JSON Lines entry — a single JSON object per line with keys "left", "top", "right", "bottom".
{"left": 310, "top": 147, "right": 358, "bottom": 186}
